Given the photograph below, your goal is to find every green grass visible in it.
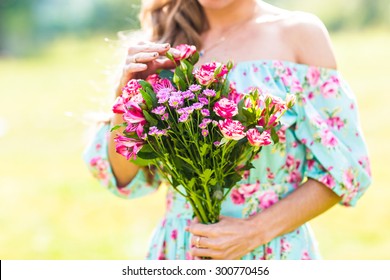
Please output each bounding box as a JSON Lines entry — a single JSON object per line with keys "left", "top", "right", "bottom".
{"left": 0, "top": 31, "right": 389, "bottom": 259}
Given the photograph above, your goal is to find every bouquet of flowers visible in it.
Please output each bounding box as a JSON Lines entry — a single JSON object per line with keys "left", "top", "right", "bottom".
{"left": 111, "top": 44, "right": 295, "bottom": 224}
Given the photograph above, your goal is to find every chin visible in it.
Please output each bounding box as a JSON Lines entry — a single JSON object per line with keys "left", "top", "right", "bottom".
{"left": 197, "top": 0, "right": 238, "bottom": 10}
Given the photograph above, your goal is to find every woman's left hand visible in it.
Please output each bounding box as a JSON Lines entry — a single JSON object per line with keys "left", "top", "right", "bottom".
{"left": 186, "top": 215, "right": 263, "bottom": 260}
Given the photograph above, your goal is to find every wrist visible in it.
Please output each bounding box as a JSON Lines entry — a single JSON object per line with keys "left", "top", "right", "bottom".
{"left": 246, "top": 212, "right": 274, "bottom": 247}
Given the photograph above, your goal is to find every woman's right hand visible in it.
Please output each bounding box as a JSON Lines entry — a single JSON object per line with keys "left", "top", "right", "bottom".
{"left": 116, "top": 42, "right": 179, "bottom": 97}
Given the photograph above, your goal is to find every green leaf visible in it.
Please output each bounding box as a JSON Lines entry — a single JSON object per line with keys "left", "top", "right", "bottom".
{"left": 140, "top": 89, "right": 153, "bottom": 109}
{"left": 224, "top": 172, "right": 243, "bottom": 189}
{"left": 200, "top": 143, "right": 209, "bottom": 157}
{"left": 110, "top": 122, "right": 126, "bottom": 132}
{"left": 137, "top": 151, "right": 159, "bottom": 160}
{"left": 188, "top": 52, "right": 200, "bottom": 65}
{"left": 143, "top": 110, "right": 158, "bottom": 126}
{"left": 271, "top": 128, "right": 279, "bottom": 144}
{"left": 187, "top": 177, "right": 196, "bottom": 189}
{"left": 200, "top": 169, "right": 214, "bottom": 185}
{"left": 159, "top": 69, "right": 174, "bottom": 81}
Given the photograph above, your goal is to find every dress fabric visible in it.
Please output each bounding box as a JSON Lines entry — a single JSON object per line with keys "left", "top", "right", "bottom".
{"left": 83, "top": 60, "right": 372, "bottom": 260}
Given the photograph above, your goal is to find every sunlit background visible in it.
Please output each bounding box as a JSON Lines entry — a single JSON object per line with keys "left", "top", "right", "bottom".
{"left": 1, "top": 0, "right": 389, "bottom": 259}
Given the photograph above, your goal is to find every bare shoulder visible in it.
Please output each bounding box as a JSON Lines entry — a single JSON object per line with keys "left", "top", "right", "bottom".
{"left": 281, "top": 11, "right": 338, "bottom": 69}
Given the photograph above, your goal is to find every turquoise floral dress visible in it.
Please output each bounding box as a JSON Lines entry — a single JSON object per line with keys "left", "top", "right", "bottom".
{"left": 83, "top": 60, "right": 372, "bottom": 260}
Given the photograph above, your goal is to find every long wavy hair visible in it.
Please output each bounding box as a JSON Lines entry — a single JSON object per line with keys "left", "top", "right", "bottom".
{"left": 140, "top": 0, "right": 209, "bottom": 48}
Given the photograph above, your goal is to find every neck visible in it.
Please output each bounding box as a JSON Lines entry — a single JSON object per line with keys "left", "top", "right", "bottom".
{"left": 203, "top": 0, "right": 259, "bottom": 32}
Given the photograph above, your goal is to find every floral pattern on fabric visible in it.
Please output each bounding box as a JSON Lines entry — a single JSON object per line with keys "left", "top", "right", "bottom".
{"left": 84, "top": 60, "right": 372, "bottom": 259}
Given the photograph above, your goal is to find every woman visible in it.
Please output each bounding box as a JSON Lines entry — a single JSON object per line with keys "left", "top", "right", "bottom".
{"left": 84, "top": 0, "right": 372, "bottom": 260}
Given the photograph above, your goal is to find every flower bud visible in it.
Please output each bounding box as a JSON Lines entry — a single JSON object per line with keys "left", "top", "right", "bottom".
{"left": 180, "top": 61, "right": 187, "bottom": 71}
{"left": 226, "top": 60, "right": 234, "bottom": 70}
{"left": 213, "top": 190, "right": 223, "bottom": 201}
{"left": 173, "top": 74, "right": 180, "bottom": 85}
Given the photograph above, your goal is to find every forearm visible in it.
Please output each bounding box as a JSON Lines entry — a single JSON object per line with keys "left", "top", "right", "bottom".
{"left": 248, "top": 178, "right": 341, "bottom": 245}
{"left": 108, "top": 113, "right": 141, "bottom": 187}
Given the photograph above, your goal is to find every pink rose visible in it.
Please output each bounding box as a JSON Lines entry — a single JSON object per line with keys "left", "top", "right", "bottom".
{"left": 306, "top": 67, "right": 321, "bottom": 86}
{"left": 246, "top": 129, "right": 272, "bottom": 147}
{"left": 122, "top": 79, "right": 141, "bottom": 98}
{"left": 194, "top": 62, "right": 228, "bottom": 86}
{"left": 320, "top": 129, "right": 338, "bottom": 147}
{"left": 238, "top": 183, "right": 260, "bottom": 198}
{"left": 114, "top": 135, "right": 144, "bottom": 160}
{"left": 320, "top": 173, "right": 336, "bottom": 189}
{"left": 218, "top": 119, "right": 246, "bottom": 140}
{"left": 301, "top": 250, "right": 311, "bottom": 260}
{"left": 230, "top": 188, "right": 245, "bottom": 204}
{"left": 213, "top": 98, "right": 238, "bottom": 118}
{"left": 281, "top": 238, "right": 291, "bottom": 253}
{"left": 174, "top": 44, "right": 197, "bottom": 61}
{"left": 320, "top": 76, "right": 340, "bottom": 98}
{"left": 326, "top": 116, "right": 344, "bottom": 130}
{"left": 258, "top": 190, "right": 279, "bottom": 209}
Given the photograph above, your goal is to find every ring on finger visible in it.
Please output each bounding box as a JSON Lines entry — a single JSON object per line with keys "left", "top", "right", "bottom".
{"left": 195, "top": 236, "right": 201, "bottom": 248}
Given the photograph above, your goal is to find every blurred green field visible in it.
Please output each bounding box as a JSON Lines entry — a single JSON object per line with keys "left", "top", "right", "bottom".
{"left": 0, "top": 30, "right": 389, "bottom": 259}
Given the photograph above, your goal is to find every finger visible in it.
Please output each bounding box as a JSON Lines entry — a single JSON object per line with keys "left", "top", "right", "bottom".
{"left": 190, "top": 247, "right": 222, "bottom": 259}
{"left": 127, "top": 52, "right": 159, "bottom": 64}
{"left": 124, "top": 63, "right": 148, "bottom": 73}
{"left": 127, "top": 43, "right": 170, "bottom": 55}
{"left": 191, "top": 235, "right": 220, "bottom": 249}
{"left": 188, "top": 223, "right": 216, "bottom": 238}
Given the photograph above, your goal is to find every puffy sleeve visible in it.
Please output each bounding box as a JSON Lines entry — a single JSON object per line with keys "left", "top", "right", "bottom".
{"left": 83, "top": 123, "right": 161, "bottom": 199}
{"left": 294, "top": 67, "right": 372, "bottom": 206}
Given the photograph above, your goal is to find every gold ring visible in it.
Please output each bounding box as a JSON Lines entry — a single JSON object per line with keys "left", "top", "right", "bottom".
{"left": 195, "top": 236, "right": 201, "bottom": 248}
{"left": 133, "top": 56, "right": 137, "bottom": 63}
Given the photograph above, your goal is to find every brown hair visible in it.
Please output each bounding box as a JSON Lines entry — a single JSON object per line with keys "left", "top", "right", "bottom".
{"left": 140, "top": 0, "right": 208, "bottom": 48}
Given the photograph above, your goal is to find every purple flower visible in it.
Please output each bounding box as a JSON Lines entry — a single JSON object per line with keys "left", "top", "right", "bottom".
{"left": 201, "top": 109, "right": 210, "bottom": 116}
{"left": 148, "top": 126, "right": 167, "bottom": 136}
{"left": 182, "top": 90, "right": 195, "bottom": 100}
{"left": 151, "top": 105, "right": 166, "bottom": 115}
{"left": 157, "top": 89, "right": 170, "bottom": 103}
{"left": 213, "top": 141, "right": 221, "bottom": 146}
{"left": 201, "top": 129, "right": 209, "bottom": 137}
{"left": 199, "top": 97, "right": 209, "bottom": 105}
{"left": 199, "top": 118, "right": 211, "bottom": 129}
{"left": 189, "top": 84, "right": 201, "bottom": 92}
{"left": 161, "top": 113, "right": 169, "bottom": 121}
{"left": 192, "top": 102, "right": 203, "bottom": 110}
{"left": 169, "top": 95, "right": 184, "bottom": 108}
{"left": 202, "top": 89, "right": 216, "bottom": 97}
{"left": 148, "top": 126, "right": 159, "bottom": 136}
{"left": 179, "top": 113, "right": 190, "bottom": 122}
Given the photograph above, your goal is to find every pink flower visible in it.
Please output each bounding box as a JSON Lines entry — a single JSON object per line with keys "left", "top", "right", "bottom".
{"left": 343, "top": 168, "right": 355, "bottom": 191}
{"left": 218, "top": 119, "right": 246, "bottom": 140}
{"left": 171, "top": 229, "right": 178, "bottom": 240}
{"left": 238, "top": 183, "right": 259, "bottom": 198}
{"left": 320, "top": 173, "right": 336, "bottom": 188}
{"left": 281, "top": 238, "right": 291, "bottom": 253}
{"left": 320, "top": 129, "right": 338, "bottom": 147}
{"left": 112, "top": 96, "right": 126, "bottom": 114}
{"left": 123, "top": 102, "right": 146, "bottom": 124}
{"left": 258, "top": 190, "right": 278, "bottom": 209}
{"left": 213, "top": 98, "right": 238, "bottom": 118}
{"left": 114, "top": 135, "right": 144, "bottom": 160}
{"left": 277, "top": 126, "right": 286, "bottom": 143}
{"left": 301, "top": 250, "right": 311, "bottom": 260}
{"left": 145, "top": 74, "right": 160, "bottom": 89}
{"left": 174, "top": 44, "right": 197, "bottom": 61}
{"left": 326, "top": 116, "right": 344, "bottom": 130}
{"left": 246, "top": 129, "right": 272, "bottom": 147}
{"left": 306, "top": 67, "right": 321, "bottom": 86}
{"left": 122, "top": 79, "right": 141, "bottom": 97}
{"left": 320, "top": 76, "right": 340, "bottom": 98}
{"left": 285, "top": 154, "right": 295, "bottom": 168}
{"left": 228, "top": 83, "right": 244, "bottom": 104}
{"left": 194, "top": 62, "right": 228, "bottom": 86}
{"left": 230, "top": 188, "right": 245, "bottom": 204}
